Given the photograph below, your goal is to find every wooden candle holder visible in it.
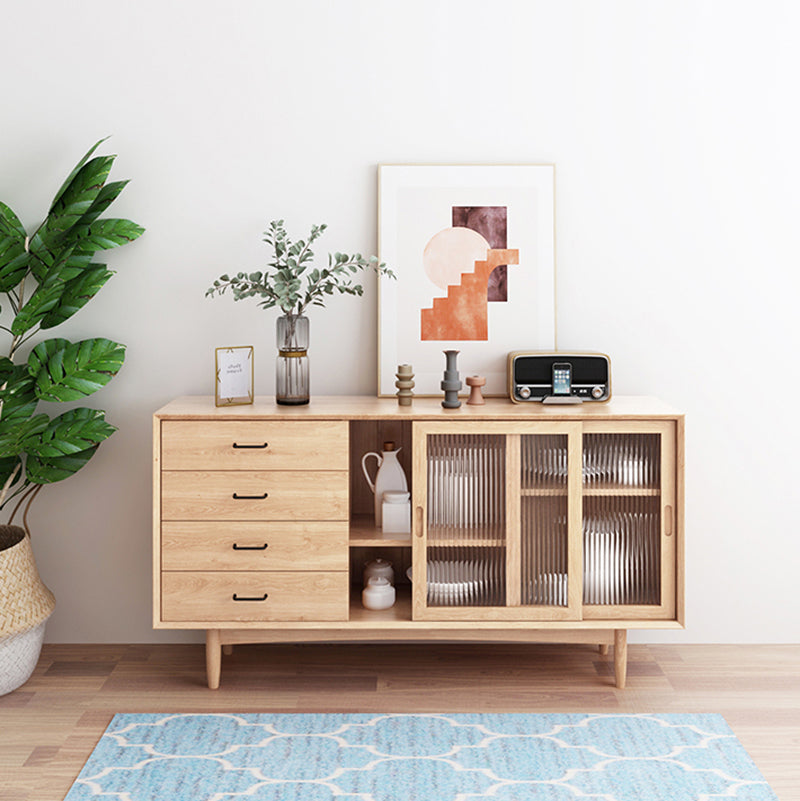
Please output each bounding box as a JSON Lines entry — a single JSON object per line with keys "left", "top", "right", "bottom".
{"left": 466, "top": 375, "right": 486, "bottom": 405}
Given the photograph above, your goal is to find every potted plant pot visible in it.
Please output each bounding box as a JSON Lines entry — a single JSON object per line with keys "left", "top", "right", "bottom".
{"left": 0, "top": 525, "right": 55, "bottom": 695}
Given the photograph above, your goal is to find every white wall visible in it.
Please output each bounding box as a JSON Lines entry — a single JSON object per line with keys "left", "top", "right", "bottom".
{"left": 2, "top": 0, "right": 798, "bottom": 644}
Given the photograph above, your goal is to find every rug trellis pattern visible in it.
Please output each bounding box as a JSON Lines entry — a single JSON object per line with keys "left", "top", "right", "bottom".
{"left": 63, "top": 712, "right": 778, "bottom": 801}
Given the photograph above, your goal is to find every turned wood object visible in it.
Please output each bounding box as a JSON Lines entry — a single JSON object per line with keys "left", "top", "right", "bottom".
{"left": 466, "top": 375, "right": 486, "bottom": 405}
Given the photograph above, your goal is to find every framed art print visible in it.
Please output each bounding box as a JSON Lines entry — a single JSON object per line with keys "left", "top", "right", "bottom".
{"left": 377, "top": 164, "right": 556, "bottom": 396}
{"left": 215, "top": 345, "right": 254, "bottom": 406}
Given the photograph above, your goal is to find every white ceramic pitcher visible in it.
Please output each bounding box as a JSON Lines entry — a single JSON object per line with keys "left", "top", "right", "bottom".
{"left": 361, "top": 442, "right": 408, "bottom": 527}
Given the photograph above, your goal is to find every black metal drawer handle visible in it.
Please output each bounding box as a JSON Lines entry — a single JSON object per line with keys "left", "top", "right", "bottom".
{"left": 232, "top": 543, "right": 269, "bottom": 551}
{"left": 232, "top": 442, "right": 268, "bottom": 449}
{"left": 232, "top": 593, "right": 269, "bottom": 602}
{"left": 232, "top": 492, "right": 268, "bottom": 500}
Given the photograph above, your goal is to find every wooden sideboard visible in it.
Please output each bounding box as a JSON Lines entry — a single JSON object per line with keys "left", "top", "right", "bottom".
{"left": 153, "top": 396, "right": 684, "bottom": 689}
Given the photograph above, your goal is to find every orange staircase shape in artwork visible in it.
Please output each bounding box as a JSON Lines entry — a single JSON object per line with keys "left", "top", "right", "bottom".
{"left": 420, "top": 248, "right": 519, "bottom": 341}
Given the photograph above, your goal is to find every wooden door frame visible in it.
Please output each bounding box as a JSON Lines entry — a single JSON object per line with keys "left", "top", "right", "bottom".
{"left": 411, "top": 420, "right": 583, "bottom": 622}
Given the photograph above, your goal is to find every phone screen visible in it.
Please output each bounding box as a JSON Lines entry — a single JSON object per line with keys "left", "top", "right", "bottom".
{"left": 552, "top": 363, "right": 572, "bottom": 395}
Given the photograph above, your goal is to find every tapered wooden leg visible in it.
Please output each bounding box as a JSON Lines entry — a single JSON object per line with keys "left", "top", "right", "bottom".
{"left": 222, "top": 644, "right": 234, "bottom": 656}
{"left": 206, "top": 629, "right": 221, "bottom": 689}
{"left": 599, "top": 644, "right": 609, "bottom": 656}
{"left": 614, "top": 629, "right": 627, "bottom": 689}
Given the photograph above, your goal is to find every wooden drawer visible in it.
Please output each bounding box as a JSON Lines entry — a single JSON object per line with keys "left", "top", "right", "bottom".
{"left": 161, "top": 471, "right": 348, "bottom": 521}
{"left": 161, "top": 571, "right": 349, "bottom": 622}
{"left": 160, "top": 420, "right": 348, "bottom": 471}
{"left": 161, "top": 521, "right": 348, "bottom": 571}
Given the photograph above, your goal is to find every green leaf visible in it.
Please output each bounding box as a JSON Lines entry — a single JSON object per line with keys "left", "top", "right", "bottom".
{"left": 0, "top": 365, "right": 37, "bottom": 425}
{"left": 46, "top": 155, "right": 116, "bottom": 237}
{"left": 0, "top": 456, "right": 23, "bottom": 494}
{"left": 76, "top": 180, "right": 130, "bottom": 226}
{"left": 0, "top": 413, "right": 49, "bottom": 457}
{"left": 24, "top": 407, "right": 116, "bottom": 458}
{"left": 0, "top": 357, "right": 14, "bottom": 383}
{"left": 0, "top": 201, "right": 26, "bottom": 239}
{"left": 28, "top": 338, "right": 126, "bottom": 402}
{"left": 10, "top": 275, "right": 67, "bottom": 336}
{"left": 49, "top": 137, "right": 111, "bottom": 212}
{"left": 0, "top": 239, "right": 29, "bottom": 292}
{"left": 57, "top": 249, "right": 94, "bottom": 281}
{"left": 68, "top": 218, "right": 144, "bottom": 251}
{"left": 0, "top": 201, "right": 29, "bottom": 291}
{"left": 9, "top": 245, "right": 89, "bottom": 334}
{"left": 39, "top": 265, "right": 113, "bottom": 329}
{"left": 25, "top": 236, "right": 78, "bottom": 283}
{"left": 26, "top": 445, "right": 97, "bottom": 485}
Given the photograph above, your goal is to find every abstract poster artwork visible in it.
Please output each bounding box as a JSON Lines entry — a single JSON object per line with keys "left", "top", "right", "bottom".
{"left": 378, "top": 165, "right": 555, "bottom": 396}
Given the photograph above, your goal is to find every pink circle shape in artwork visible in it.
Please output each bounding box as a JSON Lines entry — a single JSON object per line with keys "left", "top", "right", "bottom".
{"left": 423, "top": 227, "right": 490, "bottom": 291}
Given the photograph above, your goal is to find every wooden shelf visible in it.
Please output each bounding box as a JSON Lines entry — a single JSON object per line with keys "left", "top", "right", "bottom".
{"left": 349, "top": 584, "right": 412, "bottom": 623}
{"left": 583, "top": 487, "right": 661, "bottom": 497}
{"left": 427, "top": 538, "right": 506, "bottom": 548}
{"left": 521, "top": 486, "right": 660, "bottom": 497}
{"left": 349, "top": 516, "right": 412, "bottom": 547}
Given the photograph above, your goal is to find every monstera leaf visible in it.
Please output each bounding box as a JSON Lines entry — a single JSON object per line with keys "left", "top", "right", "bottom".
{"left": 68, "top": 218, "right": 144, "bottom": 251}
{"left": 0, "top": 201, "right": 29, "bottom": 292}
{"left": 10, "top": 266, "right": 69, "bottom": 336}
{"left": 0, "top": 414, "right": 49, "bottom": 456}
{"left": 25, "top": 447, "right": 98, "bottom": 485}
{"left": 0, "top": 362, "right": 37, "bottom": 425}
{"left": 35, "top": 155, "right": 116, "bottom": 247}
{"left": 39, "top": 265, "right": 114, "bottom": 329}
{"left": 24, "top": 407, "right": 116, "bottom": 458}
{"left": 28, "top": 338, "right": 126, "bottom": 402}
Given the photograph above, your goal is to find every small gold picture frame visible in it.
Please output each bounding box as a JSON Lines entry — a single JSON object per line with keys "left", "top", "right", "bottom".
{"left": 215, "top": 346, "right": 254, "bottom": 406}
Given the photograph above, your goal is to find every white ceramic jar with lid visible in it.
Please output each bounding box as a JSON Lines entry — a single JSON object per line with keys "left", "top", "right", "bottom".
{"left": 362, "top": 576, "right": 396, "bottom": 610}
{"left": 363, "top": 558, "right": 394, "bottom": 586}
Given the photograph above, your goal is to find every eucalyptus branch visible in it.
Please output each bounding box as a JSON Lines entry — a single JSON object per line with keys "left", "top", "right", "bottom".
{"left": 207, "top": 221, "right": 394, "bottom": 318}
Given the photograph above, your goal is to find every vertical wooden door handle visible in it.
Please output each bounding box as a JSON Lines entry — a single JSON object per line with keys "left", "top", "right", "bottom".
{"left": 415, "top": 506, "right": 424, "bottom": 538}
{"left": 665, "top": 505, "right": 673, "bottom": 536}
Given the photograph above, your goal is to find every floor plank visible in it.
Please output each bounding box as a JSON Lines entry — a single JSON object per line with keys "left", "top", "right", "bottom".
{"left": 1, "top": 642, "right": 797, "bottom": 801}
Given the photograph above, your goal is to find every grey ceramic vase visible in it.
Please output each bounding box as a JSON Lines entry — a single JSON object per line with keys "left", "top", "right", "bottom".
{"left": 441, "top": 349, "right": 462, "bottom": 408}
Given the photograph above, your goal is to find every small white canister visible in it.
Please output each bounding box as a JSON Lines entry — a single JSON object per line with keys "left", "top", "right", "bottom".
{"left": 381, "top": 490, "right": 411, "bottom": 534}
{"left": 362, "top": 576, "right": 396, "bottom": 610}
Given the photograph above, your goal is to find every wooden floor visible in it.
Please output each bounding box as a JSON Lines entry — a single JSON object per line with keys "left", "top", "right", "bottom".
{"left": 1, "top": 642, "right": 798, "bottom": 801}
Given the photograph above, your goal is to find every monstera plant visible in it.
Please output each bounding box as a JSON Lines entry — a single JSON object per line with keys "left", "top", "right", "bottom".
{"left": 0, "top": 138, "right": 144, "bottom": 517}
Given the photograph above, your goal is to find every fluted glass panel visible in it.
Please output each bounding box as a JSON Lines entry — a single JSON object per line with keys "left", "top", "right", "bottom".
{"left": 426, "top": 435, "right": 505, "bottom": 607}
{"left": 583, "top": 495, "right": 661, "bottom": 605}
{"left": 520, "top": 435, "right": 569, "bottom": 606}
{"left": 583, "top": 433, "right": 660, "bottom": 489}
{"left": 522, "top": 434, "right": 569, "bottom": 490}
{"left": 427, "top": 435, "right": 505, "bottom": 541}
{"left": 426, "top": 545, "right": 506, "bottom": 606}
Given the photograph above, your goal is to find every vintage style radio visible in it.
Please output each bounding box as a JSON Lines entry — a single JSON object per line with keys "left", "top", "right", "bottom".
{"left": 508, "top": 351, "right": 611, "bottom": 403}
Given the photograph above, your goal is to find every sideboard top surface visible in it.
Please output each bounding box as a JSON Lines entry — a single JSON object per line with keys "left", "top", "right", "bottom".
{"left": 154, "top": 395, "right": 682, "bottom": 421}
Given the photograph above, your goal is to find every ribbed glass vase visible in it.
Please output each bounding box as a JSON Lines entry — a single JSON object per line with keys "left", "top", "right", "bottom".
{"left": 275, "top": 313, "right": 309, "bottom": 405}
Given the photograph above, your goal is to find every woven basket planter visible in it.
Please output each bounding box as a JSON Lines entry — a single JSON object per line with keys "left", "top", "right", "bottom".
{"left": 0, "top": 525, "right": 55, "bottom": 695}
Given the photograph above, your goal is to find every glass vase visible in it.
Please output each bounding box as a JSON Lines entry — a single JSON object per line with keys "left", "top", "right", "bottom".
{"left": 276, "top": 313, "right": 309, "bottom": 405}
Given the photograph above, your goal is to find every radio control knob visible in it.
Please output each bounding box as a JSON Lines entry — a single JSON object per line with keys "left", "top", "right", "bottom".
{"left": 591, "top": 386, "right": 604, "bottom": 399}
{"left": 517, "top": 386, "right": 531, "bottom": 400}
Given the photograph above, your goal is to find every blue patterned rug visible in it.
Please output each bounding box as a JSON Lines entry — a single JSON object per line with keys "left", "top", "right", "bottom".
{"left": 63, "top": 713, "right": 777, "bottom": 800}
